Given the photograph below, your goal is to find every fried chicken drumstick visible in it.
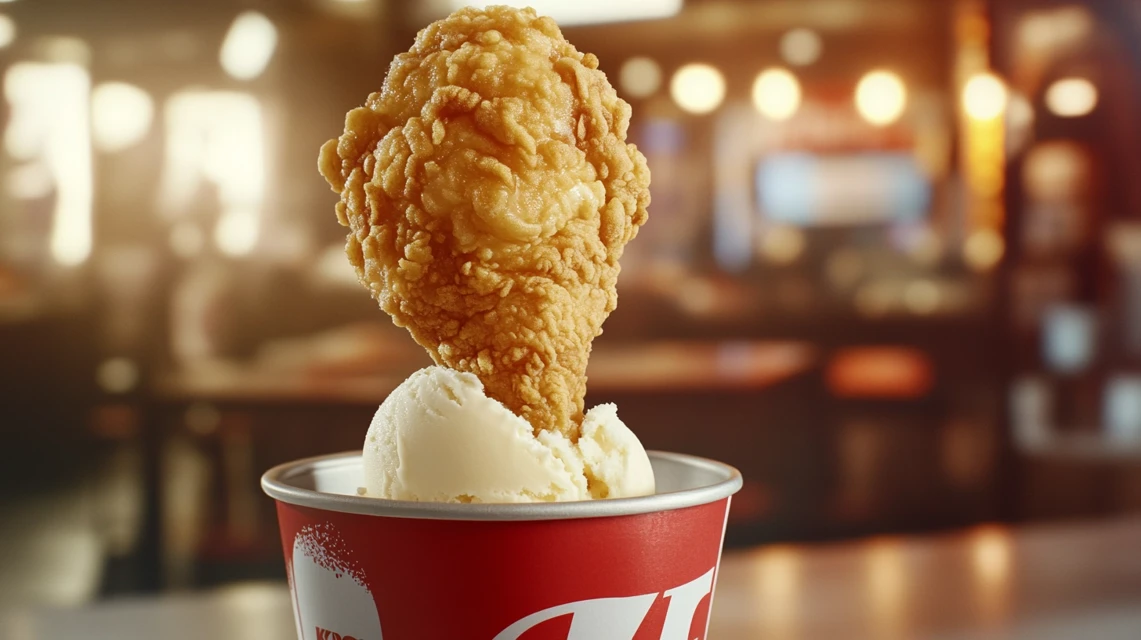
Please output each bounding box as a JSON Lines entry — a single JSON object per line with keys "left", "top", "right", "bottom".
{"left": 318, "top": 6, "right": 650, "bottom": 437}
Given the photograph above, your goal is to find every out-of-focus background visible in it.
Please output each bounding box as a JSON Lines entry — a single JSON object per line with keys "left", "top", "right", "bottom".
{"left": 2, "top": 0, "right": 1141, "bottom": 637}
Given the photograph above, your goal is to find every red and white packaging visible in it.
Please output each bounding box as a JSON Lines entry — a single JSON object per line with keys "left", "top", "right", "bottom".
{"left": 262, "top": 451, "right": 742, "bottom": 640}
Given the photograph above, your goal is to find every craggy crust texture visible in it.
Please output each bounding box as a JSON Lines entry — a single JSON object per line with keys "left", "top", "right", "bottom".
{"left": 318, "top": 6, "right": 650, "bottom": 437}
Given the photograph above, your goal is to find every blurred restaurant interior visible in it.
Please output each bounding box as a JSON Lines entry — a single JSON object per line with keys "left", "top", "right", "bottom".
{"left": 3, "top": 0, "right": 1141, "bottom": 634}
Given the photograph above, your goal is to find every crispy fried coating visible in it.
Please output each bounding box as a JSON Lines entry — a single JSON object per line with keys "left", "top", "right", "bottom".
{"left": 318, "top": 6, "right": 650, "bottom": 437}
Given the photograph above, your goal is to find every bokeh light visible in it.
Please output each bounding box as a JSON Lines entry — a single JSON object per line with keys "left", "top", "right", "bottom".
{"left": 752, "top": 68, "right": 801, "bottom": 121}
{"left": 1018, "top": 6, "right": 1093, "bottom": 52}
{"left": 962, "top": 73, "right": 1008, "bottom": 121}
{"left": 904, "top": 279, "right": 940, "bottom": 315}
{"left": 92, "top": 82, "right": 154, "bottom": 153}
{"left": 161, "top": 90, "right": 265, "bottom": 259}
{"left": 215, "top": 210, "right": 259, "bottom": 256}
{"left": 963, "top": 229, "right": 1005, "bottom": 271}
{"left": 97, "top": 357, "right": 139, "bottom": 394}
{"left": 970, "top": 525, "right": 1014, "bottom": 622}
{"left": 1022, "top": 141, "right": 1087, "bottom": 202}
{"left": 971, "top": 526, "right": 1012, "bottom": 584}
{"left": 4, "top": 62, "right": 92, "bottom": 265}
{"left": 619, "top": 56, "right": 662, "bottom": 99}
{"left": 855, "top": 70, "right": 906, "bottom": 126}
{"left": 670, "top": 63, "right": 725, "bottom": 115}
{"left": 220, "top": 11, "right": 278, "bottom": 81}
{"left": 0, "top": 14, "right": 15, "bottom": 49}
{"left": 1045, "top": 77, "right": 1097, "bottom": 118}
{"left": 1005, "top": 92, "right": 1035, "bottom": 155}
{"left": 760, "top": 226, "right": 806, "bottom": 265}
{"left": 780, "top": 28, "right": 822, "bottom": 67}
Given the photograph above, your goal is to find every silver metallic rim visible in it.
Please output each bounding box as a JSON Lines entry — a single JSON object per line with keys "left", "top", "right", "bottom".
{"left": 261, "top": 450, "right": 743, "bottom": 521}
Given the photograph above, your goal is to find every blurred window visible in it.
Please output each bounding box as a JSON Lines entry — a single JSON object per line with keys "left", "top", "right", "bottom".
{"left": 1041, "top": 304, "right": 1096, "bottom": 375}
{"left": 755, "top": 152, "right": 931, "bottom": 227}
{"left": 3, "top": 62, "right": 92, "bottom": 266}
{"left": 158, "top": 91, "right": 265, "bottom": 257}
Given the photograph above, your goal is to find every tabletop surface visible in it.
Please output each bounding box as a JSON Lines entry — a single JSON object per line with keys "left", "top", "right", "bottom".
{"left": 3, "top": 517, "right": 1141, "bottom": 639}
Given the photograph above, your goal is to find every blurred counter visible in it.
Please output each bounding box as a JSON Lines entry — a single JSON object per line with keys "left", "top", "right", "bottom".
{"left": 153, "top": 340, "right": 818, "bottom": 404}
{"left": 135, "top": 339, "right": 822, "bottom": 588}
{"left": 6, "top": 517, "right": 1141, "bottom": 639}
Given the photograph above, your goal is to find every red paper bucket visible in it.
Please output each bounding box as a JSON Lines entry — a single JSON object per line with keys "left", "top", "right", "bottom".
{"left": 261, "top": 450, "right": 742, "bottom": 640}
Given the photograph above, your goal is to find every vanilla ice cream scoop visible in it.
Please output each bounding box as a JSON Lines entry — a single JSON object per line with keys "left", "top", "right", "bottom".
{"left": 362, "top": 366, "right": 655, "bottom": 503}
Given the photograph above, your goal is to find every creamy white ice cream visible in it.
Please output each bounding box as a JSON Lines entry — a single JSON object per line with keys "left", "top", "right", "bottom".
{"left": 362, "top": 366, "right": 655, "bottom": 502}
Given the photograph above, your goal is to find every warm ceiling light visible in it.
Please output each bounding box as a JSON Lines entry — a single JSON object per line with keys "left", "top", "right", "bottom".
{"left": 670, "top": 63, "right": 725, "bottom": 115}
{"left": 220, "top": 11, "right": 278, "bottom": 81}
{"left": 92, "top": 82, "right": 154, "bottom": 153}
{"left": 0, "top": 14, "right": 14, "bottom": 49}
{"left": 962, "top": 73, "right": 1008, "bottom": 121}
{"left": 619, "top": 56, "right": 662, "bottom": 99}
{"left": 453, "top": 0, "right": 682, "bottom": 26}
{"left": 752, "top": 68, "right": 801, "bottom": 121}
{"left": 780, "top": 28, "right": 822, "bottom": 67}
{"left": 854, "top": 70, "right": 907, "bottom": 126}
{"left": 1045, "top": 77, "right": 1097, "bottom": 118}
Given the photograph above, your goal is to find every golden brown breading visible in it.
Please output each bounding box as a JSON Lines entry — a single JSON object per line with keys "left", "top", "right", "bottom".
{"left": 318, "top": 6, "right": 649, "bottom": 437}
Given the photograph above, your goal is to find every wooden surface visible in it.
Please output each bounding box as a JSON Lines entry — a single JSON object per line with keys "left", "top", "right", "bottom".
{"left": 709, "top": 518, "right": 1141, "bottom": 639}
{"left": 5, "top": 518, "right": 1141, "bottom": 639}
{"left": 152, "top": 341, "right": 817, "bottom": 404}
